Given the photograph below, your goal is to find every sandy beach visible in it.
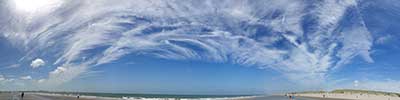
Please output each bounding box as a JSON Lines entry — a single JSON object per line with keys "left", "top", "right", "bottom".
{"left": 296, "top": 93, "right": 400, "bottom": 100}
{"left": 230, "top": 95, "right": 353, "bottom": 100}
{"left": 4, "top": 92, "right": 400, "bottom": 100}
{"left": 0, "top": 92, "right": 259, "bottom": 100}
{"left": 231, "top": 93, "right": 400, "bottom": 100}
{"left": 0, "top": 92, "right": 118, "bottom": 100}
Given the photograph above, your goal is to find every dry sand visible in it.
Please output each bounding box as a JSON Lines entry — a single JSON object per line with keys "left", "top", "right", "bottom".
{"left": 229, "top": 95, "right": 352, "bottom": 100}
{"left": 297, "top": 93, "right": 400, "bottom": 100}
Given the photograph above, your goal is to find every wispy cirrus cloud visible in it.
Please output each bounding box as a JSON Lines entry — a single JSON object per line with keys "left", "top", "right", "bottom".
{"left": 0, "top": 0, "right": 374, "bottom": 88}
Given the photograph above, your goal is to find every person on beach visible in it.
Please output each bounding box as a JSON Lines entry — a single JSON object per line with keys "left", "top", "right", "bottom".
{"left": 289, "top": 94, "right": 295, "bottom": 100}
{"left": 21, "top": 92, "right": 24, "bottom": 99}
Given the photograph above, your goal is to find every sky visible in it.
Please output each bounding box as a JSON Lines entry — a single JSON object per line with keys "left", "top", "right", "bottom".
{"left": 0, "top": 0, "right": 400, "bottom": 95}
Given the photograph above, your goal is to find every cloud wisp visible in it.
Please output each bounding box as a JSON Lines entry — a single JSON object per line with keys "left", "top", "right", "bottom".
{"left": 20, "top": 76, "right": 32, "bottom": 80}
{"left": 0, "top": 0, "right": 374, "bottom": 88}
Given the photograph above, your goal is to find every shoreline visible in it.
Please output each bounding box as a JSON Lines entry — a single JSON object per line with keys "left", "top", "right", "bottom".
{"left": 8, "top": 91, "right": 400, "bottom": 100}
{"left": 1, "top": 92, "right": 260, "bottom": 100}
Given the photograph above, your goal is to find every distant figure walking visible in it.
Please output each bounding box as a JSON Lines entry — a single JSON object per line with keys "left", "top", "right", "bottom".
{"left": 77, "top": 94, "right": 80, "bottom": 99}
{"left": 289, "top": 95, "right": 295, "bottom": 100}
{"left": 21, "top": 92, "right": 25, "bottom": 99}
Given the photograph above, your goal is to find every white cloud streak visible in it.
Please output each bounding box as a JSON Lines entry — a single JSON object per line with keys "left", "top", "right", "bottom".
{"left": 4, "top": 64, "right": 20, "bottom": 69}
{"left": 0, "top": 0, "right": 374, "bottom": 87}
{"left": 20, "top": 76, "right": 32, "bottom": 80}
{"left": 0, "top": 75, "right": 5, "bottom": 81}
{"left": 0, "top": 75, "right": 15, "bottom": 83}
{"left": 376, "top": 34, "right": 392, "bottom": 44}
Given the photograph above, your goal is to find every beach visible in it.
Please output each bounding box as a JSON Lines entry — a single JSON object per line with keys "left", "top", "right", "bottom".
{"left": 296, "top": 93, "right": 400, "bottom": 100}
{"left": 3, "top": 92, "right": 400, "bottom": 100}
{"left": 0, "top": 93, "right": 323, "bottom": 100}
{"left": 234, "top": 93, "right": 400, "bottom": 100}
{"left": 0, "top": 92, "right": 259, "bottom": 100}
{"left": 233, "top": 95, "right": 357, "bottom": 100}
{"left": 0, "top": 92, "right": 119, "bottom": 100}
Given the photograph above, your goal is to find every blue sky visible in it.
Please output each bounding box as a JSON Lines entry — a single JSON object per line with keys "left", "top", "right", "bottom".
{"left": 1, "top": 0, "right": 400, "bottom": 95}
